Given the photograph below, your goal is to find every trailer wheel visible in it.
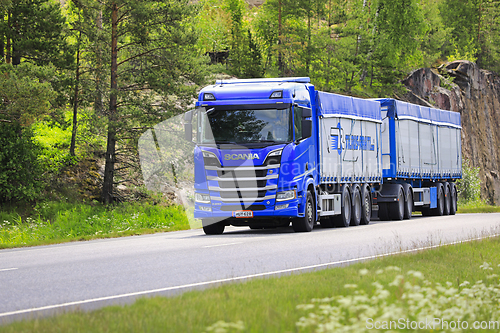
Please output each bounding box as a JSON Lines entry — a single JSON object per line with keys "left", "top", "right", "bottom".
{"left": 292, "top": 191, "right": 315, "bottom": 232}
{"left": 350, "top": 186, "right": 362, "bottom": 226}
{"left": 202, "top": 220, "right": 225, "bottom": 235}
{"left": 334, "top": 185, "right": 351, "bottom": 227}
{"left": 403, "top": 187, "right": 413, "bottom": 220}
{"left": 360, "top": 184, "right": 371, "bottom": 225}
{"left": 378, "top": 203, "right": 390, "bottom": 221}
{"left": 443, "top": 182, "right": 451, "bottom": 215}
{"left": 450, "top": 183, "right": 457, "bottom": 215}
{"left": 389, "top": 186, "right": 404, "bottom": 220}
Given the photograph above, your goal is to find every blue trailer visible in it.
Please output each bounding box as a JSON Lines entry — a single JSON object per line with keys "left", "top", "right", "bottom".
{"left": 184, "top": 77, "right": 462, "bottom": 235}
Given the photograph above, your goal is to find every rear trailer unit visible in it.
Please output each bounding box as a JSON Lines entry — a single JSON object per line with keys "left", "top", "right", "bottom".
{"left": 374, "top": 98, "right": 462, "bottom": 219}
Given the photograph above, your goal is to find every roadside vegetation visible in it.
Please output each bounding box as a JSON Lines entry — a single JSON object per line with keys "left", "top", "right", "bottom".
{"left": 0, "top": 199, "right": 190, "bottom": 249}
{"left": 1, "top": 236, "right": 498, "bottom": 332}
{"left": 456, "top": 160, "right": 500, "bottom": 213}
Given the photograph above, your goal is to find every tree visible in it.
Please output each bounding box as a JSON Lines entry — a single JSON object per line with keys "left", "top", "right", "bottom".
{"left": 0, "top": 63, "right": 56, "bottom": 202}
{"left": 0, "top": 0, "right": 72, "bottom": 67}
{"left": 74, "top": 0, "right": 206, "bottom": 204}
{"left": 195, "top": 0, "right": 231, "bottom": 55}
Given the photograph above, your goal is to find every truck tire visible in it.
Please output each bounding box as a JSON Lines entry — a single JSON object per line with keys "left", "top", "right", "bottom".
{"left": 350, "top": 186, "right": 362, "bottom": 226}
{"left": 334, "top": 185, "right": 351, "bottom": 227}
{"left": 378, "top": 203, "right": 390, "bottom": 221}
{"left": 431, "top": 184, "right": 445, "bottom": 216}
{"left": 360, "top": 184, "right": 371, "bottom": 225}
{"left": 403, "top": 186, "right": 413, "bottom": 220}
{"left": 443, "top": 182, "right": 451, "bottom": 215}
{"left": 202, "top": 220, "right": 225, "bottom": 235}
{"left": 292, "top": 191, "right": 315, "bottom": 232}
{"left": 450, "top": 183, "right": 457, "bottom": 215}
{"left": 389, "top": 185, "right": 404, "bottom": 220}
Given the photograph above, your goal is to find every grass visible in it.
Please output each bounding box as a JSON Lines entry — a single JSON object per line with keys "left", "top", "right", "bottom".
{"left": 1, "top": 236, "right": 499, "bottom": 332}
{"left": 457, "top": 200, "right": 500, "bottom": 213}
{"left": 0, "top": 200, "right": 191, "bottom": 249}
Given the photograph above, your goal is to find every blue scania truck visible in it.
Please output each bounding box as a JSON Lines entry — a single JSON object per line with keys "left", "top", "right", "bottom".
{"left": 184, "top": 77, "right": 462, "bottom": 235}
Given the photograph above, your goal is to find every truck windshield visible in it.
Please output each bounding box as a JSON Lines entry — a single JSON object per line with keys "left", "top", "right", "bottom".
{"left": 199, "top": 108, "right": 293, "bottom": 144}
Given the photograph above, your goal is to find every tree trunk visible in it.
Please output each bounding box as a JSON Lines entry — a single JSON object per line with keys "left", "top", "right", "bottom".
{"left": 70, "top": 31, "right": 82, "bottom": 157}
{"left": 6, "top": 10, "right": 11, "bottom": 64}
{"left": 102, "top": 2, "right": 119, "bottom": 204}
{"left": 94, "top": 9, "right": 104, "bottom": 115}
{"left": 278, "top": 0, "right": 283, "bottom": 76}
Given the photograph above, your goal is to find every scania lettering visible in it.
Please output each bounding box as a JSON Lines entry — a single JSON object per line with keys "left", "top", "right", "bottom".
{"left": 184, "top": 77, "right": 462, "bottom": 235}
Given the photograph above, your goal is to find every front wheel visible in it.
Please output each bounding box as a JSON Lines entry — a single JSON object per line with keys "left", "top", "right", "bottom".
{"left": 292, "top": 191, "right": 315, "bottom": 232}
{"left": 202, "top": 220, "right": 225, "bottom": 235}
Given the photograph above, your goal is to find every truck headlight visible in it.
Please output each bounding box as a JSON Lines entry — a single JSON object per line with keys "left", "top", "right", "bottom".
{"left": 276, "top": 190, "right": 296, "bottom": 201}
{"left": 195, "top": 193, "right": 211, "bottom": 203}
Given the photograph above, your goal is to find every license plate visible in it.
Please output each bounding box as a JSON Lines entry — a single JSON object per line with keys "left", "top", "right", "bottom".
{"left": 233, "top": 210, "right": 253, "bottom": 218}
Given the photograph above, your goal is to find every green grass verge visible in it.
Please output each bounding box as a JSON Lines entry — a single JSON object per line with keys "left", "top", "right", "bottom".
{"left": 0, "top": 201, "right": 191, "bottom": 249}
{"left": 1, "top": 237, "right": 499, "bottom": 332}
{"left": 457, "top": 201, "right": 500, "bottom": 213}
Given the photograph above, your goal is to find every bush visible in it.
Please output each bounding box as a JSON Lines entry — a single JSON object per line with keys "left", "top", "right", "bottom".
{"left": 456, "top": 159, "right": 481, "bottom": 204}
{"left": 0, "top": 123, "right": 45, "bottom": 202}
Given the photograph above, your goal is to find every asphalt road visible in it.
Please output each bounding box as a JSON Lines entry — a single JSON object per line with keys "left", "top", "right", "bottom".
{"left": 1, "top": 213, "right": 500, "bottom": 323}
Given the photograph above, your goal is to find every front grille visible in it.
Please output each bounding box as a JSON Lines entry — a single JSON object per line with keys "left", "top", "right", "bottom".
{"left": 218, "top": 180, "right": 267, "bottom": 188}
{"left": 218, "top": 169, "right": 268, "bottom": 178}
{"left": 205, "top": 164, "right": 279, "bottom": 203}
{"left": 220, "top": 205, "right": 267, "bottom": 211}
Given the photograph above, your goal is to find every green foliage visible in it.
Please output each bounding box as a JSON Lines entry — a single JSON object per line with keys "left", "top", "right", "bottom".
{"left": 0, "top": 63, "right": 56, "bottom": 126}
{"left": 0, "top": 63, "right": 58, "bottom": 202}
{"left": 297, "top": 263, "right": 500, "bottom": 332}
{"left": 0, "top": 200, "right": 190, "bottom": 248}
{"left": 448, "top": 38, "right": 478, "bottom": 63}
{"left": 0, "top": 0, "right": 73, "bottom": 67}
{"left": 0, "top": 123, "right": 44, "bottom": 202}
{"left": 456, "top": 159, "right": 481, "bottom": 204}
{"left": 195, "top": 0, "right": 231, "bottom": 53}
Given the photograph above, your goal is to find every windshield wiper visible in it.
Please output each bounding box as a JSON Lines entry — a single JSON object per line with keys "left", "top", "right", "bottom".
{"left": 248, "top": 139, "right": 277, "bottom": 143}
{"left": 215, "top": 140, "right": 238, "bottom": 145}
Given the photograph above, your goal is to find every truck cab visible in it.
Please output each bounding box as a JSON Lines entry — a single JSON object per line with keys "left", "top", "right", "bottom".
{"left": 185, "top": 77, "right": 319, "bottom": 234}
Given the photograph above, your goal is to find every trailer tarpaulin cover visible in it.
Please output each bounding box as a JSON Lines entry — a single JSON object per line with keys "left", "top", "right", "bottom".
{"left": 318, "top": 91, "right": 381, "bottom": 121}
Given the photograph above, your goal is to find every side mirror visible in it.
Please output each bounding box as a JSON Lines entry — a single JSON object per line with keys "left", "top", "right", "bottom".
{"left": 302, "top": 119, "right": 312, "bottom": 139}
{"left": 184, "top": 123, "right": 193, "bottom": 141}
{"left": 302, "top": 108, "right": 312, "bottom": 118}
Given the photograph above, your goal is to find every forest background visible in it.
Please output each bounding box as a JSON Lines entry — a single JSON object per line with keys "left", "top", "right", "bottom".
{"left": 0, "top": 0, "right": 499, "bottom": 239}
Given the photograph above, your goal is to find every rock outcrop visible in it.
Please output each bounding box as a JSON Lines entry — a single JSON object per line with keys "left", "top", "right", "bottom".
{"left": 401, "top": 61, "right": 500, "bottom": 204}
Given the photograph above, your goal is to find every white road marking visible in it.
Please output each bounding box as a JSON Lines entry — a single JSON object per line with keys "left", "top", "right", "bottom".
{"left": 1, "top": 233, "right": 498, "bottom": 319}
{"left": 0, "top": 268, "right": 18, "bottom": 272}
{"left": 203, "top": 242, "right": 242, "bottom": 248}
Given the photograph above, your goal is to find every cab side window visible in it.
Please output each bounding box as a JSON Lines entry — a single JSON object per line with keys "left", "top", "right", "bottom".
{"left": 294, "top": 106, "right": 303, "bottom": 141}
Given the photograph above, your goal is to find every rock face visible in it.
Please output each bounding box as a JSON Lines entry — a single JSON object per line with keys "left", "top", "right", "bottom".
{"left": 402, "top": 61, "right": 500, "bottom": 204}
